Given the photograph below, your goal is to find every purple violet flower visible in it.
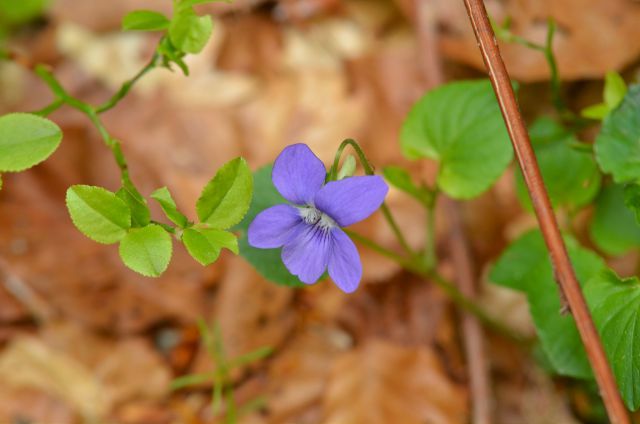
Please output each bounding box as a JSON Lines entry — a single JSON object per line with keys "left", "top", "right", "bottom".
{"left": 248, "top": 144, "right": 388, "bottom": 293}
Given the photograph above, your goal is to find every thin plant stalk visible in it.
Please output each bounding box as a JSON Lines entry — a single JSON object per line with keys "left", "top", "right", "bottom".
{"left": 463, "top": 0, "right": 629, "bottom": 421}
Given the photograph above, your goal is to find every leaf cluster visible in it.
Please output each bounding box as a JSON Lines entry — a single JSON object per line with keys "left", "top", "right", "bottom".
{"left": 122, "top": 0, "right": 228, "bottom": 75}
{"left": 66, "top": 158, "right": 252, "bottom": 277}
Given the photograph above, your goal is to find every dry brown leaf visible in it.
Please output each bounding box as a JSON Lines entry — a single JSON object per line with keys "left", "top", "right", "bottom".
{"left": 0, "top": 322, "right": 172, "bottom": 420}
{"left": 495, "top": 366, "right": 580, "bottom": 424}
{"left": 190, "top": 256, "right": 296, "bottom": 377}
{"left": 56, "top": 23, "right": 147, "bottom": 90}
{"left": 0, "top": 386, "right": 78, "bottom": 424}
{"left": 40, "top": 322, "right": 172, "bottom": 404}
{"left": 0, "top": 336, "right": 109, "bottom": 421}
{"left": 337, "top": 275, "right": 451, "bottom": 347}
{"left": 322, "top": 339, "right": 467, "bottom": 424}
{"left": 50, "top": 0, "right": 174, "bottom": 31}
{"left": 398, "top": 0, "right": 640, "bottom": 81}
{"left": 257, "top": 326, "right": 349, "bottom": 424}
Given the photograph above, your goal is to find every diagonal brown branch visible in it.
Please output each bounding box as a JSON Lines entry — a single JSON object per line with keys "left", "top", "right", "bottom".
{"left": 460, "top": 1, "right": 629, "bottom": 422}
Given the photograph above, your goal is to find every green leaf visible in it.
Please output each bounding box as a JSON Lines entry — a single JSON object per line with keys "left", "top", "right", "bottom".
{"left": 490, "top": 230, "right": 606, "bottom": 378}
{"left": 581, "top": 103, "right": 609, "bottom": 120}
{"left": 122, "top": 10, "right": 170, "bottom": 31}
{"left": 182, "top": 227, "right": 237, "bottom": 265}
{"left": 199, "top": 228, "right": 238, "bottom": 254}
{"left": 151, "top": 186, "right": 189, "bottom": 228}
{"left": 603, "top": 71, "right": 627, "bottom": 110}
{"left": 116, "top": 176, "right": 150, "bottom": 227}
{"left": 594, "top": 84, "right": 640, "bottom": 183}
{"left": 119, "top": 224, "right": 172, "bottom": 277}
{"left": 196, "top": 157, "right": 253, "bottom": 230}
{"left": 0, "top": 174, "right": 2, "bottom": 191}
{"left": 624, "top": 182, "right": 640, "bottom": 224}
{"left": 400, "top": 80, "right": 513, "bottom": 199}
{"left": 66, "top": 185, "right": 131, "bottom": 244}
{"left": 235, "top": 165, "right": 304, "bottom": 287}
{"left": 382, "top": 166, "right": 432, "bottom": 206}
{"left": 581, "top": 72, "right": 626, "bottom": 120}
{"left": 515, "top": 118, "right": 601, "bottom": 211}
{"left": 169, "top": 8, "right": 213, "bottom": 54}
{"left": 585, "top": 269, "right": 640, "bottom": 410}
{"left": 0, "top": 0, "right": 49, "bottom": 25}
{"left": 590, "top": 184, "right": 640, "bottom": 255}
{"left": 157, "top": 37, "right": 190, "bottom": 75}
{"left": 0, "top": 113, "right": 62, "bottom": 172}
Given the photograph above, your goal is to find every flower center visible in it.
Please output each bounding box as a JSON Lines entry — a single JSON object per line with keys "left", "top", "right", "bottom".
{"left": 298, "top": 206, "right": 337, "bottom": 230}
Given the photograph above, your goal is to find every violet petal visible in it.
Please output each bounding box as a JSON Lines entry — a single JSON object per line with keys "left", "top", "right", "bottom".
{"left": 314, "top": 175, "right": 388, "bottom": 227}
{"left": 281, "top": 224, "right": 331, "bottom": 284}
{"left": 328, "top": 227, "right": 362, "bottom": 293}
{"left": 248, "top": 204, "right": 301, "bottom": 248}
{"left": 272, "top": 144, "right": 326, "bottom": 205}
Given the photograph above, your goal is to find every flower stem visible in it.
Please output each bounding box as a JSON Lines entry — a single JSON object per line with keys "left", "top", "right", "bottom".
{"left": 95, "top": 52, "right": 160, "bottom": 114}
{"left": 347, "top": 229, "right": 528, "bottom": 343}
{"left": 423, "top": 191, "right": 438, "bottom": 270}
{"left": 344, "top": 229, "right": 413, "bottom": 268}
{"left": 331, "top": 139, "right": 415, "bottom": 257}
{"left": 32, "top": 98, "right": 64, "bottom": 116}
{"left": 379, "top": 204, "right": 415, "bottom": 257}
{"left": 33, "top": 65, "right": 135, "bottom": 177}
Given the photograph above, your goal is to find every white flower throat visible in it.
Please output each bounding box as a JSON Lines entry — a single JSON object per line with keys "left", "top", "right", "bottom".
{"left": 298, "top": 206, "right": 337, "bottom": 230}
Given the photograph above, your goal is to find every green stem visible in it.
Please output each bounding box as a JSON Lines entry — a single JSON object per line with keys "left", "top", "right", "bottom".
{"left": 32, "top": 98, "right": 64, "bottom": 116}
{"left": 344, "top": 229, "right": 413, "bottom": 268}
{"left": 348, "top": 229, "right": 529, "bottom": 343}
{"left": 34, "top": 65, "right": 132, "bottom": 176}
{"left": 95, "top": 52, "right": 159, "bottom": 114}
{"left": 423, "top": 192, "right": 438, "bottom": 269}
{"left": 493, "top": 19, "right": 573, "bottom": 120}
{"left": 331, "top": 139, "right": 415, "bottom": 256}
{"left": 430, "top": 271, "right": 527, "bottom": 343}
{"left": 543, "top": 20, "right": 564, "bottom": 114}
{"left": 380, "top": 204, "right": 414, "bottom": 257}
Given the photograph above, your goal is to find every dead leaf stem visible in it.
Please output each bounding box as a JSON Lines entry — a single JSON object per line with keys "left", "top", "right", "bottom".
{"left": 461, "top": 0, "right": 629, "bottom": 422}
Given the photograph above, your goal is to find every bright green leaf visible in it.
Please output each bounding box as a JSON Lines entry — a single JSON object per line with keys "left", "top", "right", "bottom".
{"left": 169, "top": 8, "right": 213, "bottom": 54}
{"left": 603, "top": 71, "right": 627, "bottom": 110}
{"left": 581, "top": 103, "right": 609, "bottom": 120}
{"left": 151, "top": 186, "right": 189, "bottom": 228}
{"left": 581, "top": 72, "right": 627, "bottom": 120}
{"left": 235, "top": 166, "right": 304, "bottom": 287}
{"left": 382, "top": 166, "right": 432, "bottom": 206}
{"left": 590, "top": 184, "right": 640, "bottom": 256}
{"left": 182, "top": 228, "right": 220, "bottom": 266}
{"left": 157, "top": 37, "right": 190, "bottom": 75}
{"left": 66, "top": 185, "right": 131, "bottom": 244}
{"left": 585, "top": 269, "right": 640, "bottom": 410}
{"left": 400, "top": 80, "right": 513, "bottom": 199}
{"left": 116, "top": 176, "right": 150, "bottom": 227}
{"left": 594, "top": 84, "right": 640, "bottom": 182}
{"left": 196, "top": 157, "right": 253, "bottom": 230}
{"left": 199, "top": 228, "right": 238, "bottom": 254}
{"left": 182, "top": 227, "right": 237, "bottom": 266}
{"left": 0, "top": 113, "right": 62, "bottom": 172}
{"left": 119, "top": 224, "right": 172, "bottom": 277}
{"left": 490, "top": 230, "right": 606, "bottom": 378}
{"left": 0, "top": 0, "right": 49, "bottom": 25}
{"left": 515, "top": 118, "right": 601, "bottom": 211}
{"left": 122, "top": 10, "right": 170, "bottom": 31}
